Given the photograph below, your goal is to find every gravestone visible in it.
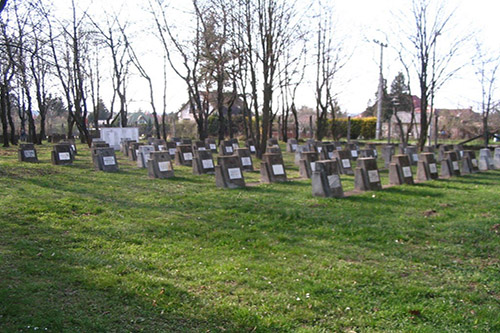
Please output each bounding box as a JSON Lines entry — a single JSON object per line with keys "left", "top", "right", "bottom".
{"left": 152, "top": 139, "right": 167, "bottom": 152}
{"left": 493, "top": 148, "right": 500, "bottom": 169}
{"left": 359, "top": 149, "right": 376, "bottom": 158}
{"left": 305, "top": 139, "right": 316, "bottom": 152}
{"left": 172, "top": 137, "right": 181, "bottom": 146}
{"left": 229, "top": 138, "right": 239, "bottom": 150}
{"left": 92, "top": 147, "right": 119, "bottom": 172}
{"left": 320, "top": 143, "right": 336, "bottom": 160}
{"left": 438, "top": 144, "right": 454, "bottom": 162}
{"left": 441, "top": 151, "right": 461, "bottom": 178}
{"left": 92, "top": 139, "right": 108, "bottom": 148}
{"left": 345, "top": 143, "right": 359, "bottom": 160}
{"left": 260, "top": 153, "right": 287, "bottom": 183}
{"left": 403, "top": 145, "right": 419, "bottom": 165}
{"left": 423, "top": 146, "right": 436, "bottom": 154}
{"left": 215, "top": 155, "right": 245, "bottom": 188}
{"left": 62, "top": 139, "right": 77, "bottom": 157}
{"left": 332, "top": 150, "right": 354, "bottom": 175}
{"left": 147, "top": 151, "right": 174, "bottom": 179}
{"left": 389, "top": 154, "right": 414, "bottom": 185}
{"left": 181, "top": 138, "right": 192, "bottom": 145}
{"left": 246, "top": 139, "right": 257, "bottom": 154}
{"left": 192, "top": 141, "right": 207, "bottom": 151}
{"left": 382, "top": 145, "right": 395, "bottom": 168}
{"left": 479, "top": 148, "right": 492, "bottom": 171}
{"left": 416, "top": 152, "right": 439, "bottom": 181}
{"left": 220, "top": 140, "right": 235, "bottom": 155}
{"left": 299, "top": 151, "right": 320, "bottom": 179}
{"left": 267, "top": 138, "right": 279, "bottom": 147}
{"left": 314, "top": 141, "right": 324, "bottom": 154}
{"left": 367, "top": 144, "right": 378, "bottom": 158}
{"left": 235, "top": 148, "right": 254, "bottom": 172}
{"left": 462, "top": 150, "right": 479, "bottom": 174}
{"left": 128, "top": 142, "right": 144, "bottom": 161}
{"left": 175, "top": 144, "right": 194, "bottom": 166}
{"left": 49, "top": 133, "right": 66, "bottom": 143}
{"left": 333, "top": 142, "right": 343, "bottom": 151}
{"left": 18, "top": 144, "right": 38, "bottom": 163}
{"left": 354, "top": 157, "right": 382, "bottom": 191}
{"left": 294, "top": 145, "right": 311, "bottom": 166}
{"left": 266, "top": 146, "right": 282, "bottom": 157}
{"left": 192, "top": 149, "right": 215, "bottom": 175}
{"left": 454, "top": 144, "right": 465, "bottom": 160}
{"left": 100, "top": 127, "right": 139, "bottom": 150}
{"left": 166, "top": 141, "right": 177, "bottom": 160}
{"left": 51, "top": 144, "right": 73, "bottom": 165}
{"left": 312, "top": 160, "right": 344, "bottom": 198}
{"left": 286, "top": 139, "right": 298, "bottom": 153}
{"left": 205, "top": 138, "right": 218, "bottom": 153}
{"left": 137, "top": 145, "right": 155, "bottom": 168}
{"left": 122, "top": 139, "right": 136, "bottom": 157}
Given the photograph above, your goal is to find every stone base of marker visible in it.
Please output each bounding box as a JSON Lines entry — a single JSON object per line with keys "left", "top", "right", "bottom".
{"left": 147, "top": 152, "right": 174, "bottom": 179}
{"left": 92, "top": 147, "right": 119, "bottom": 172}
{"left": 312, "top": 160, "right": 343, "bottom": 198}
{"left": 215, "top": 156, "right": 245, "bottom": 188}
{"left": 388, "top": 154, "right": 414, "bottom": 185}
{"left": 192, "top": 150, "right": 215, "bottom": 175}
{"left": 416, "top": 153, "right": 439, "bottom": 181}
{"left": 175, "top": 144, "right": 194, "bottom": 166}
{"left": 299, "top": 151, "right": 319, "bottom": 179}
{"left": 441, "top": 151, "right": 461, "bottom": 178}
{"left": 235, "top": 148, "right": 254, "bottom": 172}
{"left": 478, "top": 148, "right": 492, "bottom": 171}
{"left": 286, "top": 139, "right": 298, "bottom": 152}
{"left": 260, "top": 153, "right": 287, "bottom": 183}
{"left": 18, "top": 144, "right": 38, "bottom": 163}
{"left": 51, "top": 144, "right": 73, "bottom": 165}
{"left": 354, "top": 157, "right": 382, "bottom": 191}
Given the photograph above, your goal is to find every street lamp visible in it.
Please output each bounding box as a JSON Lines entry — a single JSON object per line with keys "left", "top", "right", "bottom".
{"left": 374, "top": 39, "right": 388, "bottom": 140}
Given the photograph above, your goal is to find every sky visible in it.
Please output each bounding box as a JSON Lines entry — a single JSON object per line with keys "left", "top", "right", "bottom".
{"left": 48, "top": 0, "right": 500, "bottom": 116}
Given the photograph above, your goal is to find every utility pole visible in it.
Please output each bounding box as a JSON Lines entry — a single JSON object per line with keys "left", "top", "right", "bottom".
{"left": 374, "top": 40, "right": 387, "bottom": 140}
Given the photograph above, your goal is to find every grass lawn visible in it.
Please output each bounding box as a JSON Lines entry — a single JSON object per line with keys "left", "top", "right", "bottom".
{"left": 0, "top": 143, "right": 499, "bottom": 332}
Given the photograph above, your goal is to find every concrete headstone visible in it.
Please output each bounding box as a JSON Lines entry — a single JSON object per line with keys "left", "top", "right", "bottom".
{"left": 260, "top": 153, "right": 287, "bottom": 183}
{"left": 215, "top": 155, "right": 245, "bottom": 188}
{"left": 311, "top": 160, "right": 344, "bottom": 198}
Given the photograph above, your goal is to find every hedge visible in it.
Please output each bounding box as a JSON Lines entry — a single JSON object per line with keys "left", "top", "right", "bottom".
{"left": 329, "top": 117, "right": 376, "bottom": 140}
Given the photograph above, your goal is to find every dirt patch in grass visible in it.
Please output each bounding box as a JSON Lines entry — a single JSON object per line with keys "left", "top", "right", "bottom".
{"left": 423, "top": 209, "right": 438, "bottom": 217}
{"left": 491, "top": 224, "right": 500, "bottom": 234}
{"left": 0, "top": 165, "right": 59, "bottom": 178}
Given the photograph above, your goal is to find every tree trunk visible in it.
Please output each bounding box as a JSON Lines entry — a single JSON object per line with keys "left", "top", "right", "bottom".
{"left": 0, "top": 84, "right": 9, "bottom": 147}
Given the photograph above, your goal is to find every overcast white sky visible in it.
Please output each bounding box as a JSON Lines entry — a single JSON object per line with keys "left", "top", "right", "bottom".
{"left": 52, "top": 0, "right": 500, "bottom": 116}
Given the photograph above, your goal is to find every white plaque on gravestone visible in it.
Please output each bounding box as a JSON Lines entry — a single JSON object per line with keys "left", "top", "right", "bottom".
{"left": 158, "top": 161, "right": 171, "bottom": 172}
{"left": 135, "top": 150, "right": 139, "bottom": 157}
{"left": 250, "top": 145, "right": 256, "bottom": 153}
{"left": 272, "top": 164, "right": 285, "bottom": 175}
{"left": 336, "top": 146, "right": 342, "bottom": 151}
{"left": 71, "top": 145, "right": 76, "bottom": 151}
{"left": 310, "top": 162, "right": 316, "bottom": 172}
{"left": 429, "top": 163, "right": 437, "bottom": 173}
{"left": 24, "top": 150, "right": 35, "bottom": 158}
{"left": 351, "top": 150, "right": 358, "bottom": 157}
{"left": 413, "top": 154, "right": 419, "bottom": 162}
{"left": 402, "top": 166, "right": 412, "bottom": 178}
{"left": 175, "top": 141, "right": 181, "bottom": 146}
{"left": 210, "top": 144, "right": 216, "bottom": 150}
{"left": 202, "top": 159, "right": 214, "bottom": 169}
{"left": 103, "top": 156, "right": 116, "bottom": 166}
{"left": 292, "top": 144, "right": 298, "bottom": 151}
{"left": 328, "top": 152, "right": 334, "bottom": 159}
{"left": 342, "top": 159, "right": 350, "bottom": 168}
{"left": 226, "top": 146, "right": 233, "bottom": 154}
{"left": 452, "top": 161, "right": 459, "bottom": 171}
{"left": 460, "top": 151, "right": 464, "bottom": 158}
{"left": 373, "top": 150, "right": 378, "bottom": 157}
{"left": 183, "top": 152, "right": 193, "bottom": 161}
{"left": 59, "top": 152, "right": 71, "bottom": 161}
{"left": 317, "top": 147, "right": 323, "bottom": 153}
{"left": 241, "top": 157, "right": 252, "bottom": 166}
{"left": 232, "top": 143, "right": 239, "bottom": 149}
{"left": 368, "top": 170, "right": 380, "bottom": 183}
{"left": 228, "top": 167, "right": 242, "bottom": 179}
{"left": 169, "top": 148, "right": 176, "bottom": 155}
{"left": 328, "top": 174, "right": 341, "bottom": 188}
{"left": 198, "top": 147, "right": 206, "bottom": 151}
{"left": 472, "top": 159, "right": 478, "bottom": 167}
{"left": 158, "top": 145, "right": 165, "bottom": 151}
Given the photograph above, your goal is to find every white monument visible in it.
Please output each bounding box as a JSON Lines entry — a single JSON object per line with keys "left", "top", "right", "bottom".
{"left": 100, "top": 127, "right": 139, "bottom": 151}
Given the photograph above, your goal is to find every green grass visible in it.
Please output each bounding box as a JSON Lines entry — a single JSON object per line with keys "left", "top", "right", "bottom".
{"left": 0, "top": 143, "right": 499, "bottom": 332}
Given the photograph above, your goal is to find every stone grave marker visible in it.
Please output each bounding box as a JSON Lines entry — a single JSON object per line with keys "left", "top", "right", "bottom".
{"left": 359, "top": 149, "right": 376, "bottom": 158}
{"left": 62, "top": 139, "right": 77, "bottom": 157}
{"left": 172, "top": 137, "right": 181, "bottom": 146}
{"left": 438, "top": 144, "right": 454, "bottom": 162}
{"left": 382, "top": 145, "right": 395, "bottom": 168}
{"left": 267, "top": 138, "right": 279, "bottom": 147}
{"left": 312, "top": 160, "right": 344, "bottom": 198}
{"left": 229, "top": 138, "right": 239, "bottom": 150}
{"left": 166, "top": 141, "right": 177, "bottom": 160}
{"left": 345, "top": 143, "right": 359, "bottom": 160}
{"left": 192, "top": 141, "right": 207, "bottom": 151}
{"left": 260, "top": 153, "right": 287, "bottom": 183}
{"left": 246, "top": 139, "right": 257, "bottom": 154}
{"left": 423, "top": 146, "right": 436, "bottom": 154}
{"left": 18, "top": 144, "right": 38, "bottom": 163}
{"left": 299, "top": 151, "right": 319, "bottom": 179}
{"left": 305, "top": 139, "right": 316, "bottom": 152}
{"left": 215, "top": 155, "right": 245, "bottom": 188}
{"left": 266, "top": 145, "right": 282, "bottom": 157}
{"left": 122, "top": 139, "right": 136, "bottom": 156}
{"left": 175, "top": 144, "right": 194, "bottom": 166}
{"left": 479, "top": 148, "right": 492, "bottom": 171}
{"left": 181, "top": 138, "right": 192, "bottom": 145}
{"left": 294, "top": 145, "right": 311, "bottom": 166}
{"left": 205, "top": 138, "right": 218, "bottom": 153}
{"left": 332, "top": 150, "right": 354, "bottom": 175}
{"left": 416, "top": 152, "right": 439, "bottom": 181}
{"left": 92, "top": 139, "right": 108, "bottom": 148}
{"left": 454, "top": 144, "right": 465, "bottom": 159}
{"left": 147, "top": 151, "right": 175, "bottom": 179}
{"left": 235, "top": 148, "right": 254, "bottom": 172}
{"left": 441, "top": 151, "right": 461, "bottom": 178}
{"left": 320, "top": 143, "right": 336, "bottom": 160}
{"left": 286, "top": 139, "right": 298, "bottom": 152}
{"left": 51, "top": 144, "right": 73, "bottom": 165}
{"left": 92, "top": 147, "right": 119, "bottom": 172}
{"left": 137, "top": 145, "right": 155, "bottom": 168}
{"left": 152, "top": 139, "right": 167, "bottom": 152}
{"left": 403, "top": 145, "right": 419, "bottom": 165}
{"left": 462, "top": 150, "right": 479, "bottom": 174}
{"left": 333, "top": 142, "right": 343, "bottom": 151}
{"left": 389, "top": 154, "right": 414, "bottom": 185}
{"left": 367, "top": 144, "right": 378, "bottom": 158}
{"left": 494, "top": 148, "right": 500, "bottom": 169}
{"left": 220, "top": 140, "right": 235, "bottom": 156}
{"left": 354, "top": 157, "right": 382, "bottom": 191}
{"left": 128, "top": 142, "right": 144, "bottom": 161}
{"left": 192, "top": 149, "right": 215, "bottom": 175}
